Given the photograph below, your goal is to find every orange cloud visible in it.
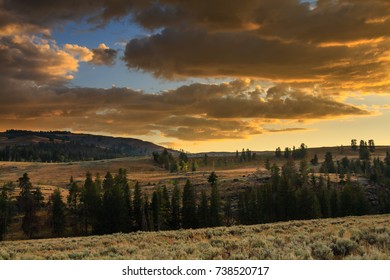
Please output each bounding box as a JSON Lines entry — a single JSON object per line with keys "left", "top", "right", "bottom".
{"left": 0, "top": 80, "right": 370, "bottom": 141}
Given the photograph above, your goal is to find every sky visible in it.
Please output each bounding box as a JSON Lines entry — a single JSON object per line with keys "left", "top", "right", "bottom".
{"left": 1, "top": 0, "right": 390, "bottom": 153}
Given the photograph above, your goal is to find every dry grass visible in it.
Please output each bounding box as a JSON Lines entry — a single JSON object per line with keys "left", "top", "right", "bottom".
{"left": 1, "top": 214, "right": 389, "bottom": 260}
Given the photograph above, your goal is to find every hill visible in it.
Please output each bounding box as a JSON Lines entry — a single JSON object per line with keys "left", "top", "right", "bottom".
{"left": 0, "top": 130, "right": 167, "bottom": 162}
{"left": 0, "top": 214, "right": 389, "bottom": 260}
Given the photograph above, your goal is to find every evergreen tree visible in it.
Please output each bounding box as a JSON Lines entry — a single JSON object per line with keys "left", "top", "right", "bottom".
{"left": 224, "top": 196, "right": 233, "bottom": 226}
{"left": 133, "top": 182, "right": 143, "bottom": 231}
{"left": 182, "top": 179, "right": 197, "bottom": 228}
{"left": 102, "top": 172, "right": 114, "bottom": 191}
{"left": 161, "top": 185, "right": 170, "bottom": 230}
{"left": 320, "top": 152, "right": 336, "bottom": 173}
{"left": 151, "top": 189, "right": 162, "bottom": 231}
{"left": 317, "top": 186, "right": 331, "bottom": 218}
{"left": 238, "top": 191, "right": 249, "bottom": 224}
{"left": 170, "top": 182, "right": 181, "bottom": 229}
{"left": 241, "top": 148, "right": 246, "bottom": 162}
{"left": 99, "top": 176, "right": 126, "bottom": 234}
{"left": 330, "top": 188, "right": 339, "bottom": 218}
{"left": 296, "top": 186, "right": 321, "bottom": 220}
{"left": 208, "top": 171, "right": 218, "bottom": 187}
{"left": 0, "top": 187, "right": 13, "bottom": 241}
{"left": 284, "top": 147, "right": 291, "bottom": 159}
{"left": 275, "top": 147, "right": 282, "bottom": 158}
{"left": 17, "top": 173, "right": 41, "bottom": 238}
{"left": 368, "top": 139, "right": 376, "bottom": 153}
{"left": 246, "top": 149, "right": 252, "bottom": 161}
{"left": 48, "top": 189, "right": 66, "bottom": 236}
{"left": 198, "top": 190, "right": 209, "bottom": 228}
{"left": 115, "top": 169, "right": 132, "bottom": 232}
{"left": 67, "top": 176, "right": 80, "bottom": 234}
{"left": 359, "top": 140, "right": 370, "bottom": 160}
{"left": 209, "top": 172, "right": 221, "bottom": 227}
{"left": 310, "top": 154, "right": 319, "bottom": 165}
{"left": 80, "top": 172, "right": 101, "bottom": 234}
{"left": 351, "top": 139, "right": 358, "bottom": 151}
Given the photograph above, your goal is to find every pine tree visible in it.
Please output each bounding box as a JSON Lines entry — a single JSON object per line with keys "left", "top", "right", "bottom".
{"left": 182, "top": 179, "right": 197, "bottom": 228}
{"left": 275, "top": 147, "right": 282, "bottom": 158}
{"left": 209, "top": 172, "right": 221, "bottom": 227}
{"left": 330, "top": 188, "right": 339, "bottom": 218}
{"left": 151, "top": 188, "right": 162, "bottom": 231}
{"left": 170, "top": 182, "right": 181, "bottom": 229}
{"left": 102, "top": 172, "right": 114, "bottom": 191}
{"left": 320, "top": 152, "right": 336, "bottom": 173}
{"left": 17, "top": 173, "right": 41, "bottom": 238}
{"left": 0, "top": 187, "right": 13, "bottom": 241}
{"left": 67, "top": 176, "right": 80, "bottom": 234}
{"left": 197, "top": 190, "right": 209, "bottom": 228}
{"left": 49, "top": 189, "right": 66, "bottom": 236}
{"left": 161, "top": 185, "right": 170, "bottom": 230}
{"left": 351, "top": 139, "right": 358, "bottom": 151}
{"left": 133, "top": 181, "right": 143, "bottom": 231}
{"left": 80, "top": 172, "right": 101, "bottom": 234}
{"left": 310, "top": 154, "right": 319, "bottom": 165}
{"left": 99, "top": 175, "right": 127, "bottom": 234}
{"left": 224, "top": 196, "right": 233, "bottom": 226}
{"left": 296, "top": 186, "right": 321, "bottom": 220}
{"left": 115, "top": 169, "right": 132, "bottom": 232}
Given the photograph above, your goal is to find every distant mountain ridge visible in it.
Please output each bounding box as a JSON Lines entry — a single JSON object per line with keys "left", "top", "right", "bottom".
{"left": 0, "top": 130, "right": 167, "bottom": 162}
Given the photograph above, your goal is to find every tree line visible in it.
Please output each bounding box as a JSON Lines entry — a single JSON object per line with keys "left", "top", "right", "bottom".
{"left": 237, "top": 159, "right": 390, "bottom": 225}
{"left": 2, "top": 163, "right": 390, "bottom": 241}
{"left": 0, "top": 142, "right": 124, "bottom": 162}
{"left": 275, "top": 143, "right": 308, "bottom": 160}
{"left": 0, "top": 170, "right": 226, "bottom": 239}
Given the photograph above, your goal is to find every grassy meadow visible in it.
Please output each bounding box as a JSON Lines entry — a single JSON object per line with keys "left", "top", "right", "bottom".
{"left": 1, "top": 214, "right": 389, "bottom": 260}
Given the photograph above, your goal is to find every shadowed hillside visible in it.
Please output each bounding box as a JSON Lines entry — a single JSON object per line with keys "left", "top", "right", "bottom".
{"left": 0, "top": 130, "right": 168, "bottom": 162}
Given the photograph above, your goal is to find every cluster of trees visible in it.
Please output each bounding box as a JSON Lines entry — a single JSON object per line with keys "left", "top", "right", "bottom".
{"left": 351, "top": 139, "right": 375, "bottom": 156}
{"left": 275, "top": 143, "right": 308, "bottom": 160}
{"left": 0, "top": 170, "right": 228, "bottom": 239}
{"left": 152, "top": 149, "right": 197, "bottom": 173}
{"left": 235, "top": 149, "right": 257, "bottom": 162}
{"left": 0, "top": 184, "right": 15, "bottom": 241}
{"left": 238, "top": 160, "right": 390, "bottom": 225}
{"left": 0, "top": 143, "right": 124, "bottom": 162}
{"left": 317, "top": 151, "right": 390, "bottom": 185}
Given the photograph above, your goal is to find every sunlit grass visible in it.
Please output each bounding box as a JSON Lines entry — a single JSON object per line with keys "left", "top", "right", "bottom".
{"left": 1, "top": 214, "right": 389, "bottom": 260}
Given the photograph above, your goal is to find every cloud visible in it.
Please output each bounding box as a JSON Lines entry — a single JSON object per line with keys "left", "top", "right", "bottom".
{"left": 2, "top": 0, "right": 390, "bottom": 92}
{"left": 90, "top": 43, "right": 117, "bottom": 66}
{"left": 0, "top": 35, "right": 79, "bottom": 84}
{"left": 120, "top": 0, "right": 390, "bottom": 93}
{"left": 64, "top": 43, "right": 117, "bottom": 66}
{"left": 0, "top": 79, "right": 369, "bottom": 141}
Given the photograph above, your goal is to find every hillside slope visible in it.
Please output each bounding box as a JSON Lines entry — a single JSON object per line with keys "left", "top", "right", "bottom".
{"left": 0, "top": 130, "right": 167, "bottom": 161}
{"left": 1, "top": 215, "right": 389, "bottom": 260}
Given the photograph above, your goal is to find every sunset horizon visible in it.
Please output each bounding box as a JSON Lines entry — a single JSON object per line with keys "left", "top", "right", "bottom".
{"left": 1, "top": 0, "right": 390, "bottom": 152}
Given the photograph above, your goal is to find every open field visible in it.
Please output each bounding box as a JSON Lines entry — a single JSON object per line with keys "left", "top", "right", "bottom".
{"left": 0, "top": 214, "right": 389, "bottom": 260}
{"left": 2, "top": 145, "right": 386, "bottom": 188}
